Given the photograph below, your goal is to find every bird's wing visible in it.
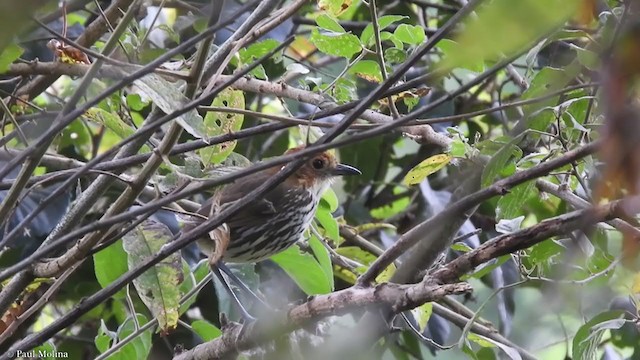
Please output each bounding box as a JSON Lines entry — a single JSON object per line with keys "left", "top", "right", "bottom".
{"left": 219, "top": 185, "right": 279, "bottom": 230}
{"left": 185, "top": 172, "right": 282, "bottom": 232}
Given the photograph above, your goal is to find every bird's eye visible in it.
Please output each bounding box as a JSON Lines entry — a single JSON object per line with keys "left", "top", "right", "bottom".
{"left": 312, "top": 158, "right": 325, "bottom": 169}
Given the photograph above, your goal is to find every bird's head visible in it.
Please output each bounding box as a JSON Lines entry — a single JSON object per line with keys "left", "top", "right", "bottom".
{"left": 284, "top": 147, "right": 361, "bottom": 194}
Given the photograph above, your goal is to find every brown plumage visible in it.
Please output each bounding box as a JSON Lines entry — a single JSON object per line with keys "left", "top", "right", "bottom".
{"left": 185, "top": 147, "right": 360, "bottom": 264}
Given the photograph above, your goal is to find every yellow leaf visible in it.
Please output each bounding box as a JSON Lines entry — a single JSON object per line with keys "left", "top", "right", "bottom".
{"left": 318, "top": 0, "right": 352, "bottom": 16}
{"left": 411, "top": 303, "right": 433, "bottom": 332}
{"left": 632, "top": 272, "right": 640, "bottom": 293}
{"left": 403, "top": 154, "right": 451, "bottom": 186}
{"left": 335, "top": 246, "right": 396, "bottom": 283}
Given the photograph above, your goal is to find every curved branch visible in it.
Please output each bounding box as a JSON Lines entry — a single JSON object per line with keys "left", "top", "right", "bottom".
{"left": 173, "top": 282, "right": 471, "bottom": 360}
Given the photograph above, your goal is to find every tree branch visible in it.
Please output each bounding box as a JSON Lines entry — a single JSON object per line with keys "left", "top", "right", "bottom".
{"left": 359, "top": 141, "right": 600, "bottom": 286}
{"left": 431, "top": 198, "right": 625, "bottom": 283}
{"left": 173, "top": 282, "right": 471, "bottom": 360}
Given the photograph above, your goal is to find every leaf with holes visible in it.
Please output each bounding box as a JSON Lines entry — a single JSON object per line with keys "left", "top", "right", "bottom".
{"left": 134, "top": 74, "right": 205, "bottom": 139}
{"left": 122, "top": 220, "right": 184, "bottom": 333}
{"left": 198, "top": 89, "right": 245, "bottom": 165}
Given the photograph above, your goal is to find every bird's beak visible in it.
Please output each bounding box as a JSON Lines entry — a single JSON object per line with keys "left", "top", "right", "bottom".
{"left": 331, "top": 163, "right": 361, "bottom": 176}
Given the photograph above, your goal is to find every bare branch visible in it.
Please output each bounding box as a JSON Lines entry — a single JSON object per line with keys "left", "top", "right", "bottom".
{"left": 173, "top": 282, "right": 471, "bottom": 360}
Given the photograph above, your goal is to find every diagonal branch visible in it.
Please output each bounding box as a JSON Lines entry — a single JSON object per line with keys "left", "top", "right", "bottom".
{"left": 359, "top": 141, "right": 600, "bottom": 285}
{"left": 431, "top": 197, "right": 626, "bottom": 283}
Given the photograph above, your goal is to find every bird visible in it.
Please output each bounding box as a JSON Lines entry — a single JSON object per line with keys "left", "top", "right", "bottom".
{"left": 182, "top": 146, "right": 360, "bottom": 319}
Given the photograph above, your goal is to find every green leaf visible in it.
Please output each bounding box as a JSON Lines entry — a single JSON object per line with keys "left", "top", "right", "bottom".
{"left": 336, "top": 246, "right": 396, "bottom": 283}
{"left": 95, "top": 315, "right": 151, "bottom": 360}
{"left": 370, "top": 187, "right": 410, "bottom": 219}
{"left": 470, "top": 334, "right": 522, "bottom": 360}
{"left": 0, "top": 43, "right": 23, "bottom": 72}
{"left": 522, "top": 68, "right": 574, "bottom": 118}
{"left": 403, "top": 154, "right": 451, "bottom": 186}
{"left": 481, "top": 138, "right": 523, "bottom": 187}
{"left": 126, "top": 94, "right": 148, "bottom": 111}
{"left": 442, "top": 0, "right": 580, "bottom": 69}
{"left": 315, "top": 204, "right": 339, "bottom": 242}
{"left": 380, "top": 31, "right": 404, "bottom": 49}
{"left": 496, "top": 181, "right": 535, "bottom": 220}
{"left": 198, "top": 88, "right": 245, "bottom": 165}
{"left": 238, "top": 39, "right": 281, "bottom": 79}
{"left": 123, "top": 220, "right": 184, "bottom": 332}
{"left": 449, "top": 138, "right": 468, "bottom": 158}
{"left": 309, "top": 28, "right": 361, "bottom": 58}
{"left": 134, "top": 74, "right": 205, "bottom": 139}
{"left": 462, "top": 255, "right": 509, "bottom": 280}
{"left": 572, "top": 311, "right": 625, "bottom": 360}
{"left": 117, "top": 314, "right": 152, "bottom": 359}
{"left": 349, "top": 60, "right": 383, "bottom": 82}
{"left": 84, "top": 108, "right": 151, "bottom": 153}
{"left": 436, "top": 39, "right": 484, "bottom": 72}
{"left": 309, "top": 235, "right": 334, "bottom": 291}
{"left": 461, "top": 341, "right": 481, "bottom": 360}
{"left": 528, "top": 240, "right": 563, "bottom": 268}
{"left": 191, "top": 320, "right": 222, "bottom": 341}
{"left": 451, "top": 242, "right": 473, "bottom": 253}
{"left": 393, "top": 24, "right": 426, "bottom": 46}
{"left": 95, "top": 320, "right": 116, "bottom": 354}
{"left": 270, "top": 244, "right": 332, "bottom": 295}
{"left": 178, "top": 260, "right": 197, "bottom": 314}
{"left": 320, "top": 187, "right": 339, "bottom": 212}
{"left": 192, "top": 259, "right": 210, "bottom": 283}
{"left": 467, "top": 333, "right": 495, "bottom": 348}
{"left": 573, "top": 45, "right": 598, "bottom": 70}
{"left": 361, "top": 15, "right": 407, "bottom": 46}
{"left": 315, "top": 14, "right": 345, "bottom": 33}
{"left": 93, "top": 239, "right": 128, "bottom": 299}
{"left": 32, "top": 341, "right": 58, "bottom": 360}
{"left": 384, "top": 47, "right": 406, "bottom": 64}
{"left": 330, "top": 77, "right": 357, "bottom": 103}
{"left": 58, "top": 119, "right": 91, "bottom": 156}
